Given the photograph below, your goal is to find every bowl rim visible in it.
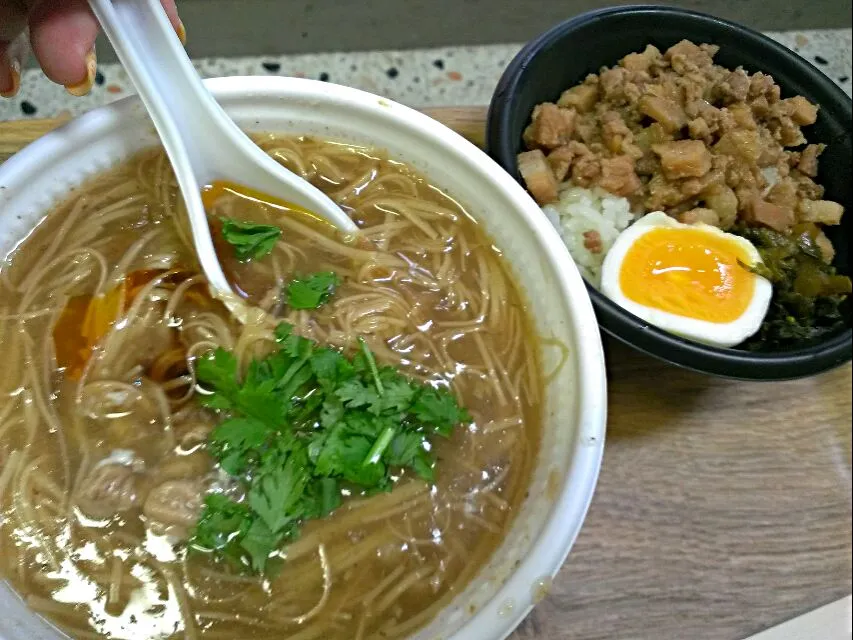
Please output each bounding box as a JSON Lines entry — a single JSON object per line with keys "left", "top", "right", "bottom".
{"left": 486, "top": 4, "right": 853, "bottom": 381}
{"left": 0, "top": 76, "right": 607, "bottom": 640}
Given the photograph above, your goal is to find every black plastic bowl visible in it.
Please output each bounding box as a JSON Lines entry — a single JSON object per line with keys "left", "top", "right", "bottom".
{"left": 487, "top": 5, "right": 852, "bottom": 380}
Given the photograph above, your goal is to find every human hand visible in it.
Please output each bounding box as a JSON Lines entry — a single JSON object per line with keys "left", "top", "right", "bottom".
{"left": 1, "top": 0, "right": 183, "bottom": 98}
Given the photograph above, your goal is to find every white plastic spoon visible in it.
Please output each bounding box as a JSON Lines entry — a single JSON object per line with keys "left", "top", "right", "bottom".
{"left": 88, "top": 0, "right": 359, "bottom": 321}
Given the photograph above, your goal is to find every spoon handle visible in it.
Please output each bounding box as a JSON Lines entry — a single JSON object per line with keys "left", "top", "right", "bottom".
{"left": 89, "top": 0, "right": 359, "bottom": 305}
{"left": 88, "top": 0, "right": 232, "bottom": 294}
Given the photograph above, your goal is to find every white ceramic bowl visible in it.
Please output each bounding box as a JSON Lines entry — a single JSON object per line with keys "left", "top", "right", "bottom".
{"left": 0, "top": 77, "right": 606, "bottom": 640}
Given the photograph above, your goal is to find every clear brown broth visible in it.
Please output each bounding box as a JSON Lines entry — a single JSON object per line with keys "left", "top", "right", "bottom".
{"left": 0, "top": 136, "right": 542, "bottom": 639}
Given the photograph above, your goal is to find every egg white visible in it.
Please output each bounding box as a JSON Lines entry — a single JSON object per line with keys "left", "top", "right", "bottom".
{"left": 600, "top": 212, "right": 773, "bottom": 348}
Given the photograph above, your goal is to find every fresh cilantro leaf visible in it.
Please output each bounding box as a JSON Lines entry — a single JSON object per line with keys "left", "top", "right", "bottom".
{"left": 196, "top": 348, "right": 240, "bottom": 409}
{"left": 190, "top": 494, "right": 251, "bottom": 553}
{"left": 248, "top": 449, "right": 311, "bottom": 533}
{"left": 376, "top": 371, "right": 416, "bottom": 414}
{"left": 412, "top": 386, "right": 471, "bottom": 436}
{"left": 276, "top": 360, "right": 314, "bottom": 401}
{"left": 286, "top": 271, "right": 340, "bottom": 309}
{"left": 209, "top": 417, "right": 272, "bottom": 475}
{"left": 308, "top": 347, "right": 340, "bottom": 382}
{"left": 196, "top": 348, "right": 288, "bottom": 429}
{"left": 335, "top": 378, "right": 379, "bottom": 410}
{"left": 192, "top": 496, "right": 285, "bottom": 574}
{"left": 319, "top": 396, "right": 344, "bottom": 430}
{"left": 386, "top": 431, "right": 426, "bottom": 467}
{"left": 387, "top": 432, "right": 435, "bottom": 483}
{"left": 239, "top": 518, "right": 281, "bottom": 573}
{"left": 220, "top": 217, "right": 282, "bottom": 261}
{"left": 237, "top": 382, "right": 288, "bottom": 428}
{"left": 310, "top": 347, "right": 352, "bottom": 387}
{"left": 284, "top": 333, "right": 314, "bottom": 360}
{"left": 314, "top": 421, "right": 386, "bottom": 487}
{"left": 306, "top": 430, "right": 327, "bottom": 464}
{"left": 341, "top": 411, "right": 385, "bottom": 438}
{"left": 274, "top": 322, "right": 294, "bottom": 343}
{"left": 288, "top": 390, "right": 324, "bottom": 426}
{"left": 411, "top": 450, "right": 436, "bottom": 483}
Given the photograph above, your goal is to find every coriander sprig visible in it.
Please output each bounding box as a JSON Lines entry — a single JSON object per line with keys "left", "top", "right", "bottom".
{"left": 219, "top": 217, "right": 282, "bottom": 261}
{"left": 286, "top": 271, "right": 340, "bottom": 309}
{"left": 189, "top": 323, "right": 470, "bottom": 575}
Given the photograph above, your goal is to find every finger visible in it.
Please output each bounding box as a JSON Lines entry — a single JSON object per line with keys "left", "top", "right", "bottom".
{"left": 159, "top": 0, "right": 186, "bottom": 43}
{"left": 27, "top": 0, "right": 184, "bottom": 94}
{"left": 28, "top": 0, "right": 99, "bottom": 90}
{"left": 0, "top": 49, "right": 20, "bottom": 98}
{"left": 0, "top": 30, "right": 30, "bottom": 98}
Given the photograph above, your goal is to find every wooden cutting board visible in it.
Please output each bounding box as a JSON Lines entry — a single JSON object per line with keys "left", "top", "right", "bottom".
{"left": 1, "top": 109, "right": 851, "bottom": 640}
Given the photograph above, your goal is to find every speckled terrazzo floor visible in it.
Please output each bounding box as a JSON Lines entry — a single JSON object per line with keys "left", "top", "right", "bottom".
{"left": 1, "top": 28, "right": 850, "bottom": 121}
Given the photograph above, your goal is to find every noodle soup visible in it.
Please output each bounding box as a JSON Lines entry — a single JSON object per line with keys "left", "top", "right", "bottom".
{"left": 0, "top": 136, "right": 542, "bottom": 639}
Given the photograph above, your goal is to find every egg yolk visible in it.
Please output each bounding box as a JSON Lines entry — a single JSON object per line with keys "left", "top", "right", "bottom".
{"left": 619, "top": 227, "right": 756, "bottom": 323}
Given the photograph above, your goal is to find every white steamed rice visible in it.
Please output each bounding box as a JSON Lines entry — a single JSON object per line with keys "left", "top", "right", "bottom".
{"left": 542, "top": 185, "right": 635, "bottom": 287}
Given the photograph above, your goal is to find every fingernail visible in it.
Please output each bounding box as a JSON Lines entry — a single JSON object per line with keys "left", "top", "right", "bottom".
{"left": 177, "top": 21, "right": 187, "bottom": 45}
{"left": 65, "top": 48, "right": 97, "bottom": 97}
{"left": 0, "top": 58, "right": 21, "bottom": 99}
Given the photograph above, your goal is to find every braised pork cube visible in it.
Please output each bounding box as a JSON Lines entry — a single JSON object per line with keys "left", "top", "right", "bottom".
{"left": 652, "top": 140, "right": 712, "bottom": 180}
{"left": 523, "top": 103, "right": 577, "bottom": 150}
{"left": 517, "top": 150, "right": 559, "bottom": 205}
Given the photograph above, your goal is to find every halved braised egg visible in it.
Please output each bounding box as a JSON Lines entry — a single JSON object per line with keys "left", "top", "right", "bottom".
{"left": 600, "top": 212, "right": 772, "bottom": 348}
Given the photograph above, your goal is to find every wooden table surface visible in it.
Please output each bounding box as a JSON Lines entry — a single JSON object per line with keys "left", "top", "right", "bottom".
{"left": 1, "top": 109, "right": 851, "bottom": 640}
